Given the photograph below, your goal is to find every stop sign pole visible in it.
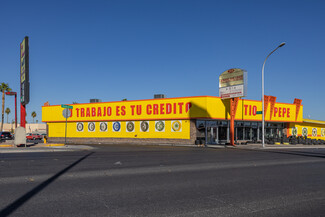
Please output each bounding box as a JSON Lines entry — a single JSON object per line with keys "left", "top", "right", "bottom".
{"left": 61, "top": 104, "right": 73, "bottom": 146}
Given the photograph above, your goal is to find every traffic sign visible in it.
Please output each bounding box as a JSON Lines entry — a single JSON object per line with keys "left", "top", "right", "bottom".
{"left": 256, "top": 111, "right": 262, "bottom": 115}
{"left": 61, "top": 104, "right": 73, "bottom": 109}
{"left": 62, "top": 108, "right": 71, "bottom": 118}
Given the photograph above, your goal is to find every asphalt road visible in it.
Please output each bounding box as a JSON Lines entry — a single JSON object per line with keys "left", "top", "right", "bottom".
{"left": 0, "top": 145, "right": 325, "bottom": 217}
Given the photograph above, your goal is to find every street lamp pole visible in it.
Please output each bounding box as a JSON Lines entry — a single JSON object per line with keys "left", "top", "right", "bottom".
{"left": 262, "top": 42, "right": 286, "bottom": 148}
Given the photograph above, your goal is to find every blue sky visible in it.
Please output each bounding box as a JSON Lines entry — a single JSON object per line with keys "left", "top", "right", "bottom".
{"left": 1, "top": 0, "right": 325, "bottom": 123}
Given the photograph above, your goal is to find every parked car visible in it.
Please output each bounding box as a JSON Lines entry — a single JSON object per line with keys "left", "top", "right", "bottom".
{"left": 26, "top": 133, "right": 43, "bottom": 140}
{"left": 0, "top": 132, "right": 13, "bottom": 140}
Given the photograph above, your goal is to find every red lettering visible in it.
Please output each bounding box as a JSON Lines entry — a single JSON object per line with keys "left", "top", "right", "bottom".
{"left": 116, "top": 106, "right": 120, "bottom": 116}
{"left": 97, "top": 107, "right": 102, "bottom": 117}
{"left": 283, "top": 108, "right": 286, "bottom": 117}
{"left": 86, "top": 108, "right": 90, "bottom": 117}
{"left": 147, "top": 104, "right": 152, "bottom": 115}
{"left": 249, "top": 105, "right": 252, "bottom": 116}
{"left": 178, "top": 102, "right": 184, "bottom": 114}
{"left": 76, "top": 108, "right": 80, "bottom": 117}
{"left": 279, "top": 107, "right": 282, "bottom": 117}
{"left": 186, "top": 102, "right": 192, "bottom": 113}
{"left": 173, "top": 103, "right": 177, "bottom": 114}
{"left": 166, "top": 103, "right": 172, "bottom": 114}
{"left": 121, "top": 106, "right": 126, "bottom": 116}
{"left": 81, "top": 108, "right": 85, "bottom": 117}
{"left": 107, "top": 107, "right": 112, "bottom": 116}
{"left": 287, "top": 108, "right": 290, "bottom": 117}
{"left": 130, "top": 105, "right": 135, "bottom": 115}
{"left": 252, "top": 106, "right": 257, "bottom": 116}
{"left": 69, "top": 109, "right": 73, "bottom": 117}
{"left": 274, "top": 107, "right": 278, "bottom": 117}
{"left": 244, "top": 105, "right": 248, "bottom": 115}
{"left": 153, "top": 104, "right": 158, "bottom": 115}
{"left": 136, "top": 105, "right": 142, "bottom": 115}
{"left": 160, "top": 104, "right": 165, "bottom": 114}
{"left": 103, "top": 107, "right": 106, "bottom": 116}
{"left": 91, "top": 107, "right": 96, "bottom": 116}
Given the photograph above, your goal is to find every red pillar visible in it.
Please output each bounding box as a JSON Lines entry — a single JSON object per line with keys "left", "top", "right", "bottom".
{"left": 230, "top": 98, "right": 239, "bottom": 146}
{"left": 20, "top": 103, "right": 26, "bottom": 128}
{"left": 15, "top": 94, "right": 17, "bottom": 128}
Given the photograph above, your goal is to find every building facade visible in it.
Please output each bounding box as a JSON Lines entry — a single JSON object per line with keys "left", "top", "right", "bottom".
{"left": 42, "top": 95, "right": 325, "bottom": 145}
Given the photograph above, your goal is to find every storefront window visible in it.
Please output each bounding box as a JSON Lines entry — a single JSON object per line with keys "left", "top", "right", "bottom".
{"left": 236, "top": 127, "right": 244, "bottom": 141}
{"left": 196, "top": 121, "right": 206, "bottom": 141}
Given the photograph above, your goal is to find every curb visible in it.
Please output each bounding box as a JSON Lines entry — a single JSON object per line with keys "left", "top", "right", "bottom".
{"left": 41, "top": 144, "right": 65, "bottom": 147}
{"left": 0, "top": 144, "right": 14, "bottom": 148}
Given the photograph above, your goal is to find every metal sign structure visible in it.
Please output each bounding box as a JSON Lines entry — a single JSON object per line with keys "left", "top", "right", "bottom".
{"left": 20, "top": 36, "right": 30, "bottom": 128}
{"left": 20, "top": 36, "right": 30, "bottom": 105}
{"left": 219, "top": 68, "right": 247, "bottom": 146}
{"left": 61, "top": 105, "right": 73, "bottom": 146}
{"left": 219, "top": 68, "right": 247, "bottom": 99}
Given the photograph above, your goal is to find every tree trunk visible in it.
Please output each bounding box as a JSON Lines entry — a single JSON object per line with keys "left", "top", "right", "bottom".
{"left": 1, "top": 90, "right": 4, "bottom": 132}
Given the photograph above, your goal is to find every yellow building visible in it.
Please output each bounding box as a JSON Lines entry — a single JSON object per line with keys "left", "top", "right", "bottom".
{"left": 42, "top": 95, "right": 325, "bottom": 145}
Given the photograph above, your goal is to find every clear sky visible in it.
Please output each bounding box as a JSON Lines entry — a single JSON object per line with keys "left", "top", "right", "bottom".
{"left": 1, "top": 0, "right": 325, "bottom": 124}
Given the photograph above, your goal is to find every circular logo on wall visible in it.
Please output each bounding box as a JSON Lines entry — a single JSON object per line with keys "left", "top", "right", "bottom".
{"left": 88, "top": 122, "right": 95, "bottom": 132}
{"left": 140, "top": 121, "right": 149, "bottom": 132}
{"left": 77, "top": 122, "right": 84, "bottom": 132}
{"left": 302, "top": 127, "right": 308, "bottom": 137}
{"left": 155, "top": 121, "right": 165, "bottom": 132}
{"left": 321, "top": 129, "right": 325, "bottom": 137}
{"left": 112, "top": 122, "right": 121, "bottom": 132}
{"left": 172, "top": 120, "right": 182, "bottom": 132}
{"left": 100, "top": 122, "right": 108, "bottom": 132}
{"left": 126, "top": 121, "right": 135, "bottom": 132}
{"left": 291, "top": 127, "right": 297, "bottom": 136}
{"left": 312, "top": 128, "right": 317, "bottom": 137}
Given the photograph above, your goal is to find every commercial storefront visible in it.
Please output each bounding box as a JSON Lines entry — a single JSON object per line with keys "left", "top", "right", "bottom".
{"left": 42, "top": 95, "right": 325, "bottom": 145}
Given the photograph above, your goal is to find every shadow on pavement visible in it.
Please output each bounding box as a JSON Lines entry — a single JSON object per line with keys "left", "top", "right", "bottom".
{"left": 0, "top": 152, "right": 94, "bottom": 217}
{"left": 239, "top": 147, "right": 325, "bottom": 159}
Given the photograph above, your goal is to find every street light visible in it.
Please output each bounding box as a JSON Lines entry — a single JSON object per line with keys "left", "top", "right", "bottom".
{"left": 262, "top": 42, "right": 286, "bottom": 148}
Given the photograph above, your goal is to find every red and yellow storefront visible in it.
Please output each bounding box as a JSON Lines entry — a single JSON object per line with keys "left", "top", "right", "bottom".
{"left": 42, "top": 95, "right": 325, "bottom": 145}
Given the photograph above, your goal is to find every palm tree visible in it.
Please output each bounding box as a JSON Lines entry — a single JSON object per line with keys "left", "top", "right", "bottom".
{"left": 0, "top": 83, "right": 11, "bottom": 132}
{"left": 5, "top": 107, "right": 10, "bottom": 123}
{"left": 31, "top": 111, "right": 37, "bottom": 123}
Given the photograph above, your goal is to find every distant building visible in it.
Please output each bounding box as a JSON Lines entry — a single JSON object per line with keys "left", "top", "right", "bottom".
{"left": 90, "top": 99, "right": 102, "bottom": 103}
{"left": 1, "top": 123, "right": 46, "bottom": 134}
{"left": 154, "top": 94, "right": 166, "bottom": 99}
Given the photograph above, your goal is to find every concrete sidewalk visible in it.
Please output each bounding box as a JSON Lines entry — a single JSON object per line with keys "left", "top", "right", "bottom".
{"left": 233, "top": 143, "right": 325, "bottom": 149}
{"left": 2, "top": 140, "right": 325, "bottom": 153}
{"left": 0, "top": 140, "right": 94, "bottom": 153}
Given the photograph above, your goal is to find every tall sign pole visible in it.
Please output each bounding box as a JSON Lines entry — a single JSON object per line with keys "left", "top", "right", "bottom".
{"left": 61, "top": 104, "right": 73, "bottom": 146}
{"left": 20, "top": 36, "right": 30, "bottom": 128}
{"left": 219, "top": 68, "right": 247, "bottom": 146}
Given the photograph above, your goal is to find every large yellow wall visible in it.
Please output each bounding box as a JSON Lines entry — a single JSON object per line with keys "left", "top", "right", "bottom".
{"left": 43, "top": 96, "right": 303, "bottom": 123}
{"left": 289, "top": 120, "right": 325, "bottom": 139}
{"left": 48, "top": 120, "right": 191, "bottom": 139}
{"left": 43, "top": 96, "right": 303, "bottom": 139}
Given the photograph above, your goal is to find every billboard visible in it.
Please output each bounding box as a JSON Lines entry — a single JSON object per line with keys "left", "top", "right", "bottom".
{"left": 20, "top": 36, "right": 30, "bottom": 105}
{"left": 219, "top": 68, "right": 247, "bottom": 99}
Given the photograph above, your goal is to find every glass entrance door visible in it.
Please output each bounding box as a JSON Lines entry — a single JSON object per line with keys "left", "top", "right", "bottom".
{"left": 207, "top": 127, "right": 218, "bottom": 144}
{"left": 219, "top": 126, "right": 228, "bottom": 142}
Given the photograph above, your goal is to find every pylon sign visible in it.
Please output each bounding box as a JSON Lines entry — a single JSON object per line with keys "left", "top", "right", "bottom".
{"left": 20, "top": 36, "right": 30, "bottom": 105}
{"left": 219, "top": 68, "right": 247, "bottom": 99}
